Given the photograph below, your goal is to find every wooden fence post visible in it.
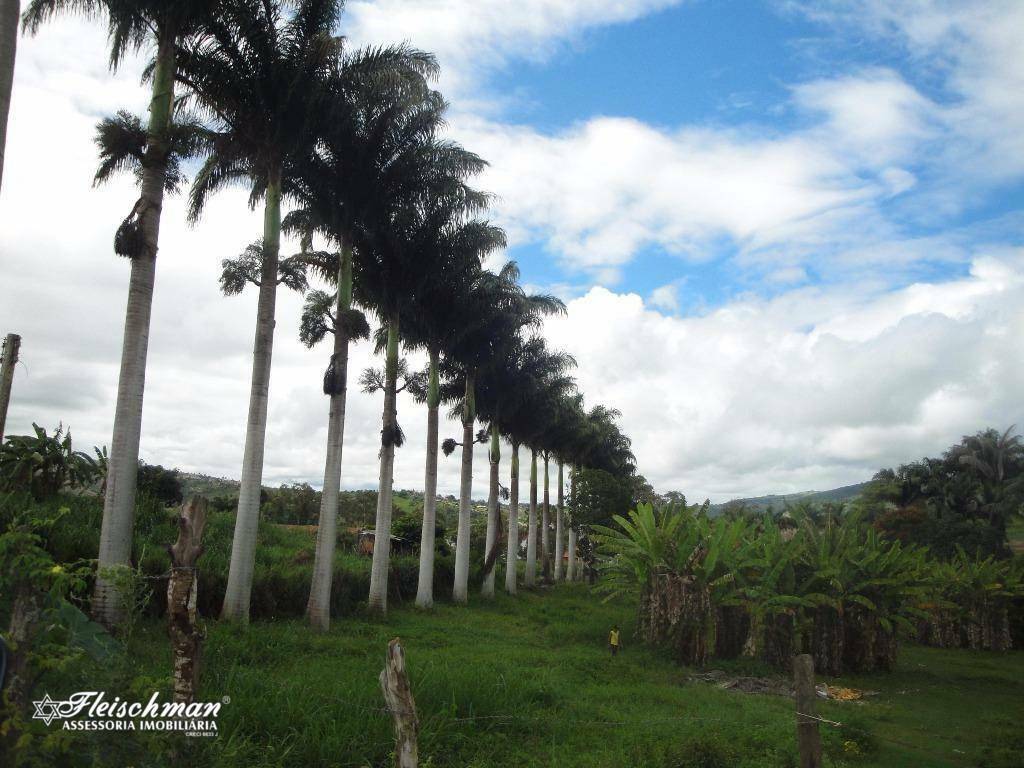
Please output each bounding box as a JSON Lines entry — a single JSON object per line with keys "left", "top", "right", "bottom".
{"left": 0, "top": 332, "right": 20, "bottom": 442}
{"left": 794, "top": 653, "right": 823, "bottom": 768}
{"left": 380, "top": 637, "right": 418, "bottom": 768}
{"left": 167, "top": 496, "right": 208, "bottom": 704}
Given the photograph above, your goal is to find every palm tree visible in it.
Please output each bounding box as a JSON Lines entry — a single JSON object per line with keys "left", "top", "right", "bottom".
{"left": 953, "top": 426, "right": 1023, "bottom": 531}
{"left": 219, "top": 240, "right": 309, "bottom": 296}
{"left": 542, "top": 449, "right": 551, "bottom": 580}
{"left": 565, "top": 468, "right": 577, "bottom": 581}
{"left": 283, "top": 56, "right": 438, "bottom": 627}
{"left": 178, "top": 0, "right": 343, "bottom": 622}
{"left": 442, "top": 263, "right": 564, "bottom": 603}
{"left": 398, "top": 217, "right": 504, "bottom": 608}
{"left": 0, "top": 0, "right": 19, "bottom": 192}
{"left": 24, "top": 0, "right": 217, "bottom": 628}
{"left": 543, "top": 394, "right": 587, "bottom": 582}
{"left": 555, "top": 458, "right": 564, "bottom": 581}
{"left": 552, "top": 394, "right": 588, "bottom": 582}
{"left": 527, "top": 447, "right": 538, "bottom": 586}
{"left": 295, "top": 252, "right": 370, "bottom": 629}
{"left": 356, "top": 135, "right": 489, "bottom": 615}
{"left": 495, "top": 339, "right": 575, "bottom": 594}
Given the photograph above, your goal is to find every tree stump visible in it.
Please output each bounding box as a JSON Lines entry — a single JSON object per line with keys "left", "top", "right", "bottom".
{"left": 794, "top": 654, "right": 823, "bottom": 768}
{"left": 167, "top": 496, "right": 208, "bottom": 704}
{"left": 380, "top": 637, "right": 418, "bottom": 768}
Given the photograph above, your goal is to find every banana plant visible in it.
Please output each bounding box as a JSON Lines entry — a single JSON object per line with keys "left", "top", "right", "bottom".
{"left": 0, "top": 423, "right": 98, "bottom": 500}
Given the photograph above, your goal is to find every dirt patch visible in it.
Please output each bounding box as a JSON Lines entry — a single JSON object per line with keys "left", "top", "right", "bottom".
{"left": 688, "top": 669, "right": 876, "bottom": 701}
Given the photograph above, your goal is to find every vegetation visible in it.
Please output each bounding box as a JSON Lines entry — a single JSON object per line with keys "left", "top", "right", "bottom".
{"left": 4, "top": 0, "right": 1023, "bottom": 766}
{"left": 0, "top": 423, "right": 97, "bottom": 500}
{"left": 4, "top": 570, "right": 1022, "bottom": 767}
{"left": 595, "top": 503, "right": 1023, "bottom": 675}
{"left": 853, "top": 427, "right": 1024, "bottom": 559}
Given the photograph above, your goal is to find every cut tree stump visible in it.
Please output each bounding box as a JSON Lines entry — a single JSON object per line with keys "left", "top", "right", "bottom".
{"left": 380, "top": 637, "right": 418, "bottom": 768}
{"left": 167, "top": 496, "right": 208, "bottom": 704}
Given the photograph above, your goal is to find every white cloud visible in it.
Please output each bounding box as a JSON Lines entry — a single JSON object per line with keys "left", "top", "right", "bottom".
{"left": 788, "top": 0, "right": 1024, "bottom": 183}
{"left": 792, "top": 67, "right": 938, "bottom": 165}
{"left": 648, "top": 284, "right": 680, "bottom": 312}
{"left": 544, "top": 249, "right": 1024, "bottom": 500}
{"left": 3, "top": 5, "right": 1022, "bottom": 506}
{"left": 452, "top": 113, "right": 879, "bottom": 282}
{"left": 345, "top": 0, "right": 685, "bottom": 97}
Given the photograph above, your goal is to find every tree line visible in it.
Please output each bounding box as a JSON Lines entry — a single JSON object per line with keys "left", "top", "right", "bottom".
{"left": 11, "top": 0, "right": 639, "bottom": 630}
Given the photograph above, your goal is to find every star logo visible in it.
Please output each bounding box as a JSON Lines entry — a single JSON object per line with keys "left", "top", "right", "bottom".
{"left": 32, "top": 694, "right": 64, "bottom": 726}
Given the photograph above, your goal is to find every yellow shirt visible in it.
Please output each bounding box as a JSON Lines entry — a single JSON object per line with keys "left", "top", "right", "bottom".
{"left": 609, "top": 630, "right": 620, "bottom": 646}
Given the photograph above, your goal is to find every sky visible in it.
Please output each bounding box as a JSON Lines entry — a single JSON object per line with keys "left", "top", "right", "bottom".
{"left": 1, "top": 0, "right": 1023, "bottom": 502}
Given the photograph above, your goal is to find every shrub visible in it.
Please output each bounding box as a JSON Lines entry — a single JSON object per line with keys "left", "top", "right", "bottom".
{"left": 0, "top": 423, "right": 98, "bottom": 500}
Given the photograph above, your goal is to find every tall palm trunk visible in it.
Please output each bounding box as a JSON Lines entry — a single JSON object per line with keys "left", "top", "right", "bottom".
{"left": 554, "top": 460, "right": 564, "bottom": 582}
{"left": 541, "top": 452, "right": 550, "bottom": 581}
{"left": 221, "top": 163, "right": 283, "bottom": 623}
{"left": 505, "top": 441, "right": 519, "bottom": 594}
{"left": 306, "top": 246, "right": 352, "bottom": 630}
{"left": 452, "top": 373, "right": 475, "bottom": 603}
{"left": 415, "top": 348, "right": 441, "bottom": 608}
{"left": 566, "top": 527, "right": 577, "bottom": 582}
{"left": 368, "top": 313, "right": 401, "bottom": 614}
{"left": 481, "top": 421, "right": 500, "bottom": 597}
{"left": 566, "top": 466, "right": 577, "bottom": 582}
{"left": 92, "top": 34, "right": 175, "bottom": 628}
{"left": 525, "top": 448, "right": 538, "bottom": 587}
{"left": 0, "top": 0, "right": 19, "bottom": 193}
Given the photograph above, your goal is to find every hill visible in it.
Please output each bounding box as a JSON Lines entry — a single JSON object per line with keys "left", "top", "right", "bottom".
{"left": 179, "top": 472, "right": 241, "bottom": 500}
{"left": 710, "top": 481, "right": 871, "bottom": 514}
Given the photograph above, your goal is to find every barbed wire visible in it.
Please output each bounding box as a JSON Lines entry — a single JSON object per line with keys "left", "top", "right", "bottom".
{"left": 365, "top": 699, "right": 970, "bottom": 765}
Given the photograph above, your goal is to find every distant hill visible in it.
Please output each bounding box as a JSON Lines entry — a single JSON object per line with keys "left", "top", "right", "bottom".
{"left": 179, "top": 472, "right": 241, "bottom": 500}
{"left": 178, "top": 474, "right": 484, "bottom": 509}
{"left": 709, "top": 481, "right": 871, "bottom": 514}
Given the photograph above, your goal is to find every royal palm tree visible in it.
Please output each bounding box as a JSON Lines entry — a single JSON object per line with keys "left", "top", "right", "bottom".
{"left": 294, "top": 251, "right": 370, "bottom": 628}
{"left": 542, "top": 449, "right": 551, "bottom": 579}
{"left": 558, "top": 394, "right": 591, "bottom": 581}
{"left": 555, "top": 459, "right": 565, "bottom": 580}
{"left": 492, "top": 339, "right": 575, "bottom": 594}
{"left": 283, "top": 58, "right": 438, "bottom": 627}
{"left": 442, "top": 263, "right": 564, "bottom": 603}
{"left": 0, "top": 0, "right": 19, "bottom": 192}
{"left": 178, "top": 0, "right": 343, "bottom": 622}
{"left": 357, "top": 138, "right": 489, "bottom": 615}
{"left": 543, "top": 394, "right": 586, "bottom": 582}
{"left": 399, "top": 217, "right": 504, "bottom": 608}
{"left": 24, "top": 0, "right": 217, "bottom": 628}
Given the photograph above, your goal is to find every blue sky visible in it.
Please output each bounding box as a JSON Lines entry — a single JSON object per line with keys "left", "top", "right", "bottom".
{"left": 3, "top": 0, "right": 1023, "bottom": 499}
{"left": 457, "top": 0, "right": 1024, "bottom": 312}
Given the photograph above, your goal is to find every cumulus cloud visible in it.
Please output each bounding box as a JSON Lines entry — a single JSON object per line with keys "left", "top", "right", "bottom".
{"left": 452, "top": 113, "right": 879, "bottom": 282}
{"left": 788, "top": 0, "right": 1024, "bottom": 184}
{"left": 792, "top": 67, "right": 938, "bottom": 165}
{"left": 2, "top": 4, "right": 1022, "bottom": 505}
{"left": 544, "top": 249, "right": 1024, "bottom": 500}
{"left": 648, "top": 284, "right": 681, "bottom": 312}
{"left": 345, "top": 0, "right": 685, "bottom": 96}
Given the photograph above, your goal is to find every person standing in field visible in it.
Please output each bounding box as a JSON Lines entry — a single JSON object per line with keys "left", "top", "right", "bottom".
{"left": 609, "top": 625, "right": 621, "bottom": 656}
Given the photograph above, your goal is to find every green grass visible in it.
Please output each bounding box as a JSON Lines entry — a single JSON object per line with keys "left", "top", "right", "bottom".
{"left": 1008, "top": 517, "right": 1024, "bottom": 554}
{"left": 24, "top": 586, "right": 1024, "bottom": 768}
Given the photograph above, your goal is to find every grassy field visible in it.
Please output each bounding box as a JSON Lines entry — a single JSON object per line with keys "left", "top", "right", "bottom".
{"left": 30, "top": 585, "right": 1024, "bottom": 768}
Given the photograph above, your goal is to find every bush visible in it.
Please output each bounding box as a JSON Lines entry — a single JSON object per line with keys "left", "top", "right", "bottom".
{"left": 5, "top": 491, "right": 461, "bottom": 623}
{"left": 135, "top": 462, "right": 183, "bottom": 506}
